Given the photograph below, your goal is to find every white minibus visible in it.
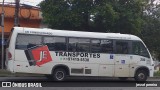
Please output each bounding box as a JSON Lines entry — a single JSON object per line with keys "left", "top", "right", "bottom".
{"left": 5, "top": 27, "right": 154, "bottom": 81}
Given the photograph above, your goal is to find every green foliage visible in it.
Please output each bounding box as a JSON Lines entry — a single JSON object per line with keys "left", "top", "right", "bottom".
{"left": 40, "top": 0, "right": 146, "bottom": 35}
{"left": 154, "top": 71, "right": 160, "bottom": 76}
{"left": 40, "top": 0, "right": 93, "bottom": 31}
{"left": 141, "top": 0, "right": 160, "bottom": 60}
{"left": 109, "top": 0, "right": 145, "bottom": 35}
{"left": 40, "top": 0, "right": 160, "bottom": 60}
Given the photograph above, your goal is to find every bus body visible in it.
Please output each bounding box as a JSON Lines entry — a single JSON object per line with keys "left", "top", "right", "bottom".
{"left": 5, "top": 27, "right": 154, "bottom": 81}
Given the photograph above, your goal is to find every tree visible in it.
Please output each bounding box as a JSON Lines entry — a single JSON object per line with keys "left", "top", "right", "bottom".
{"left": 40, "top": 0, "right": 160, "bottom": 60}
{"left": 108, "top": 0, "right": 146, "bottom": 35}
{"left": 40, "top": 0, "right": 146, "bottom": 35}
{"left": 40, "top": 0, "right": 93, "bottom": 31}
{"left": 141, "top": 0, "right": 160, "bottom": 60}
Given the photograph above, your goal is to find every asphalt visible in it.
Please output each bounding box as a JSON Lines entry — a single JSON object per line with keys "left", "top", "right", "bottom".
{"left": 0, "top": 76, "right": 159, "bottom": 89}
{"left": 0, "top": 76, "right": 159, "bottom": 81}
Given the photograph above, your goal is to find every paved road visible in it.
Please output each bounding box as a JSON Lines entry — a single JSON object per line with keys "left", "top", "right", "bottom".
{"left": 0, "top": 76, "right": 159, "bottom": 87}
{"left": 0, "top": 87, "right": 159, "bottom": 90}
{"left": 0, "top": 77, "right": 159, "bottom": 90}
{"left": 0, "top": 76, "right": 159, "bottom": 81}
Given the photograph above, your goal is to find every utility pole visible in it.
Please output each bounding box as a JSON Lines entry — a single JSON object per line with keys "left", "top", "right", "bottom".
{"left": 14, "top": 0, "right": 20, "bottom": 26}
{"left": 1, "top": 0, "right": 5, "bottom": 69}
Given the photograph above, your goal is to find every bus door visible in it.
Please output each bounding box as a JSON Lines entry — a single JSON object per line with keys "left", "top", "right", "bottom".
{"left": 114, "top": 41, "right": 131, "bottom": 77}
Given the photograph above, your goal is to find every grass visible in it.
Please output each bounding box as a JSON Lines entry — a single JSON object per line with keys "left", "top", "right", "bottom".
{"left": 154, "top": 71, "right": 160, "bottom": 77}
{"left": 0, "top": 69, "right": 45, "bottom": 77}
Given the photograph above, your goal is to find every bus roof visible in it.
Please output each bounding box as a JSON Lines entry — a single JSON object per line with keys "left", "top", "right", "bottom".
{"left": 13, "top": 27, "right": 142, "bottom": 41}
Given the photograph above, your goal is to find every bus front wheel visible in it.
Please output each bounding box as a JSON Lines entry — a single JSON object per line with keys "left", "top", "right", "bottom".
{"left": 53, "top": 68, "right": 66, "bottom": 81}
{"left": 134, "top": 70, "right": 147, "bottom": 81}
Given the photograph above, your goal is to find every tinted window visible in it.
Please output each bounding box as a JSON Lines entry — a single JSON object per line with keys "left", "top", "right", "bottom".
{"left": 91, "top": 39, "right": 101, "bottom": 53}
{"left": 101, "top": 40, "right": 113, "bottom": 53}
{"left": 132, "top": 42, "right": 139, "bottom": 55}
{"left": 68, "top": 38, "right": 90, "bottom": 52}
{"left": 16, "top": 34, "right": 42, "bottom": 50}
{"left": 43, "top": 37, "right": 66, "bottom": 51}
{"left": 132, "top": 41, "right": 150, "bottom": 58}
{"left": 91, "top": 39, "right": 113, "bottom": 53}
{"left": 116, "top": 41, "right": 129, "bottom": 54}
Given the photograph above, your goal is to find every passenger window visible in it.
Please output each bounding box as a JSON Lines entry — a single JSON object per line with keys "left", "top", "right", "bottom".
{"left": 101, "top": 40, "right": 113, "bottom": 53}
{"left": 43, "top": 37, "right": 66, "bottom": 51}
{"left": 91, "top": 39, "right": 101, "bottom": 53}
{"left": 116, "top": 41, "right": 129, "bottom": 54}
{"left": 132, "top": 41, "right": 150, "bottom": 58}
{"left": 91, "top": 39, "right": 113, "bottom": 53}
{"left": 68, "top": 38, "right": 90, "bottom": 52}
{"left": 16, "top": 34, "right": 42, "bottom": 50}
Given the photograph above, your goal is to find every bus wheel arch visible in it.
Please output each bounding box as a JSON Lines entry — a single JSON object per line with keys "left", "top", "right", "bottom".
{"left": 51, "top": 64, "right": 70, "bottom": 81}
{"left": 134, "top": 66, "right": 149, "bottom": 81}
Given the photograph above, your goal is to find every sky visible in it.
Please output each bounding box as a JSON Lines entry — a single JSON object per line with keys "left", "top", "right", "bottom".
{"left": 0, "top": 0, "right": 43, "bottom": 6}
{"left": 0, "top": 0, "right": 160, "bottom": 6}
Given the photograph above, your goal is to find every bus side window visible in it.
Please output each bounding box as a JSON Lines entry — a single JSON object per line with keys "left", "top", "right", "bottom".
{"left": 100, "top": 40, "right": 113, "bottom": 53}
{"left": 16, "top": 34, "right": 42, "bottom": 50}
{"left": 68, "top": 38, "right": 90, "bottom": 52}
{"left": 43, "top": 36, "right": 66, "bottom": 51}
{"left": 116, "top": 41, "right": 129, "bottom": 54}
{"left": 68, "top": 38, "right": 78, "bottom": 52}
{"left": 43, "top": 37, "right": 55, "bottom": 51}
{"left": 91, "top": 39, "right": 101, "bottom": 53}
{"left": 91, "top": 39, "right": 113, "bottom": 53}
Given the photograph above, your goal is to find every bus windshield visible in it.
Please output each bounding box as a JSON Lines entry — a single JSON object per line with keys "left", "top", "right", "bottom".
{"left": 132, "top": 41, "right": 150, "bottom": 58}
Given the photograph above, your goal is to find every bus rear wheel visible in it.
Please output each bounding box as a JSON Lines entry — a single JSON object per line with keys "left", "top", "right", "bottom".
{"left": 53, "top": 68, "right": 66, "bottom": 81}
{"left": 134, "top": 70, "right": 147, "bottom": 81}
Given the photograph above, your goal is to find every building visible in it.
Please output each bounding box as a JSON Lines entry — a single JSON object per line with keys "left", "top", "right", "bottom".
{"left": 0, "top": 3, "right": 43, "bottom": 68}
{"left": 0, "top": 3, "right": 42, "bottom": 38}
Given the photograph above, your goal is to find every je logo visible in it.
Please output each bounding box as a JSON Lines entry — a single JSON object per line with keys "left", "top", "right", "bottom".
{"left": 39, "top": 51, "right": 47, "bottom": 61}
{"left": 25, "top": 45, "right": 52, "bottom": 67}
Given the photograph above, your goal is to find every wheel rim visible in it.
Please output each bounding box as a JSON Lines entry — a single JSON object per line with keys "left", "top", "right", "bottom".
{"left": 138, "top": 73, "right": 145, "bottom": 80}
{"left": 55, "top": 71, "right": 64, "bottom": 80}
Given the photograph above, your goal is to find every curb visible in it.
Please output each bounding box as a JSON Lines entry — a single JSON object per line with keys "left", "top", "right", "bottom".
{"left": 149, "top": 77, "right": 160, "bottom": 78}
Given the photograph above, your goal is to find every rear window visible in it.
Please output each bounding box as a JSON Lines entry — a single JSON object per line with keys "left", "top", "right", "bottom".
{"left": 15, "top": 34, "right": 67, "bottom": 51}
{"left": 15, "top": 34, "right": 42, "bottom": 50}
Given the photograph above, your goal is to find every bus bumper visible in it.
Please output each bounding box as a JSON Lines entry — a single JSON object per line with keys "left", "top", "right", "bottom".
{"left": 6, "top": 60, "right": 14, "bottom": 73}
{"left": 148, "top": 66, "right": 154, "bottom": 77}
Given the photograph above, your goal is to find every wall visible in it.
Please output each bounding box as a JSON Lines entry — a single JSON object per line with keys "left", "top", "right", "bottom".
{"left": 0, "top": 5, "right": 42, "bottom": 33}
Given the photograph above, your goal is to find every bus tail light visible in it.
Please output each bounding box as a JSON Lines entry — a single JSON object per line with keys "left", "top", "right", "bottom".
{"left": 8, "top": 52, "right": 12, "bottom": 60}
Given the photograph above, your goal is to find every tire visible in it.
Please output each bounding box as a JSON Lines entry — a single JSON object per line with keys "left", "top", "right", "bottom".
{"left": 119, "top": 77, "right": 128, "bottom": 81}
{"left": 52, "top": 68, "right": 66, "bottom": 81}
{"left": 134, "top": 70, "right": 147, "bottom": 81}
